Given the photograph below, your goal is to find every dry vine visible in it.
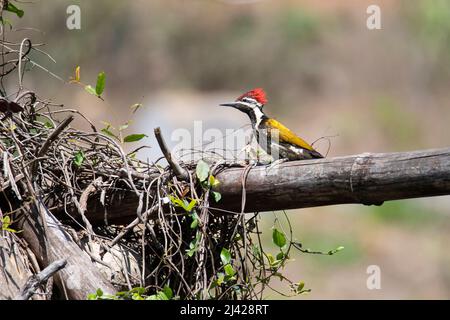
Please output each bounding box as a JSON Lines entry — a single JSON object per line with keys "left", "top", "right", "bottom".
{"left": 0, "top": 4, "right": 322, "bottom": 300}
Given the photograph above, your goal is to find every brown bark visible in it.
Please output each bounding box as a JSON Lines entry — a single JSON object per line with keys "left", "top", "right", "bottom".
{"left": 78, "top": 147, "right": 450, "bottom": 224}
{"left": 17, "top": 202, "right": 116, "bottom": 299}
{"left": 0, "top": 233, "right": 42, "bottom": 299}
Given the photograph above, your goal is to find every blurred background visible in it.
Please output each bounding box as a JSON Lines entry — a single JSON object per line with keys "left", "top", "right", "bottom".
{"left": 10, "top": 0, "right": 450, "bottom": 298}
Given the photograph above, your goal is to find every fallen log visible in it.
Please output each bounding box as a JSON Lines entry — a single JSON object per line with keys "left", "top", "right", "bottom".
{"left": 76, "top": 147, "right": 450, "bottom": 224}
{"left": 17, "top": 202, "right": 116, "bottom": 299}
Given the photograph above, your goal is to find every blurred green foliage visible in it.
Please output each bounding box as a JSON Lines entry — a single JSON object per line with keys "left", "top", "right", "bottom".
{"left": 370, "top": 200, "right": 443, "bottom": 227}
{"left": 278, "top": 9, "right": 320, "bottom": 44}
{"left": 413, "top": 0, "right": 450, "bottom": 52}
{"left": 19, "top": 1, "right": 323, "bottom": 101}
{"left": 373, "top": 95, "right": 421, "bottom": 149}
{"left": 164, "top": 6, "right": 321, "bottom": 95}
{"left": 405, "top": 0, "right": 450, "bottom": 83}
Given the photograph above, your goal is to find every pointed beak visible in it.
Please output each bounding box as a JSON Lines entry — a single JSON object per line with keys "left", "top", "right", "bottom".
{"left": 219, "top": 102, "right": 239, "bottom": 108}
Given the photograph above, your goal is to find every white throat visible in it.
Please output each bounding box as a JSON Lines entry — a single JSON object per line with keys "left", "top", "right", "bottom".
{"left": 253, "top": 106, "right": 264, "bottom": 128}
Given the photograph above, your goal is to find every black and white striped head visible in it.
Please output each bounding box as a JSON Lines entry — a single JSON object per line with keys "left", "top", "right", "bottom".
{"left": 220, "top": 88, "right": 267, "bottom": 123}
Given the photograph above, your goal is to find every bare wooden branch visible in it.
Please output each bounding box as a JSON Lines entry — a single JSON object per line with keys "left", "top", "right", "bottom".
{"left": 31, "top": 115, "right": 74, "bottom": 176}
{"left": 18, "top": 202, "right": 116, "bottom": 299}
{"left": 109, "top": 204, "right": 159, "bottom": 247}
{"left": 15, "top": 259, "right": 67, "bottom": 300}
{"left": 74, "top": 177, "right": 102, "bottom": 235}
{"left": 80, "top": 147, "right": 450, "bottom": 224}
{"left": 36, "top": 115, "right": 74, "bottom": 158}
{"left": 154, "top": 127, "right": 189, "bottom": 180}
{"left": 213, "top": 147, "right": 450, "bottom": 212}
{"left": 0, "top": 233, "right": 44, "bottom": 300}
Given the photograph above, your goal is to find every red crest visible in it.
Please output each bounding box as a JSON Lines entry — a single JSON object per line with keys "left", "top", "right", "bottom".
{"left": 237, "top": 88, "right": 267, "bottom": 105}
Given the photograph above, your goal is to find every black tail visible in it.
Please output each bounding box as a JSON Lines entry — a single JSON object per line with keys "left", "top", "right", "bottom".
{"left": 308, "top": 149, "right": 324, "bottom": 159}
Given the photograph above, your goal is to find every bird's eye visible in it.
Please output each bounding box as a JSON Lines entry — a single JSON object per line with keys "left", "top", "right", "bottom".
{"left": 242, "top": 97, "right": 256, "bottom": 104}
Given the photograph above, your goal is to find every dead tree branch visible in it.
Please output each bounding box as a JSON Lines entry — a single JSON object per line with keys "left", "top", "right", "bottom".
{"left": 154, "top": 127, "right": 189, "bottom": 180}
{"left": 15, "top": 259, "right": 67, "bottom": 300}
{"left": 18, "top": 202, "right": 116, "bottom": 299}
{"left": 214, "top": 147, "right": 450, "bottom": 212}
{"left": 80, "top": 147, "right": 450, "bottom": 224}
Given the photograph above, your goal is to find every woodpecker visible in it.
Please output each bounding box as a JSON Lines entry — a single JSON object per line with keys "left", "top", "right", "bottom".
{"left": 220, "top": 88, "right": 323, "bottom": 161}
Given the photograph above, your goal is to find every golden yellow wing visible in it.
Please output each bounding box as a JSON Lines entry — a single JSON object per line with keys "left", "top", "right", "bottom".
{"left": 264, "top": 118, "right": 315, "bottom": 151}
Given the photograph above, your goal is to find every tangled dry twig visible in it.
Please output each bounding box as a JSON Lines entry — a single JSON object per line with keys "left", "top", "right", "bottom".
{"left": 0, "top": 2, "right": 328, "bottom": 298}
{"left": 0, "top": 30, "right": 306, "bottom": 300}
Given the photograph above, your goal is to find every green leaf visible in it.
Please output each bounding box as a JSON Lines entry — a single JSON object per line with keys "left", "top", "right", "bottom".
{"left": 180, "top": 199, "right": 190, "bottom": 211}
{"left": 115, "top": 291, "right": 128, "bottom": 298}
{"left": 87, "top": 293, "right": 97, "bottom": 300}
{"left": 272, "top": 228, "right": 287, "bottom": 248}
{"left": 272, "top": 260, "right": 283, "bottom": 268}
{"left": 162, "top": 285, "right": 173, "bottom": 299}
{"left": 291, "top": 282, "right": 310, "bottom": 294}
{"left": 216, "top": 273, "right": 225, "bottom": 286}
{"left": 186, "top": 249, "right": 195, "bottom": 257}
{"left": 220, "top": 248, "right": 231, "bottom": 265}
{"left": 186, "top": 233, "right": 201, "bottom": 257}
{"left": 276, "top": 252, "right": 286, "bottom": 261}
{"left": 95, "top": 71, "right": 106, "bottom": 96}
{"left": 5, "top": 3, "right": 24, "bottom": 18}
{"left": 209, "top": 175, "right": 220, "bottom": 187}
{"left": 84, "top": 85, "right": 97, "bottom": 96}
{"left": 212, "top": 191, "right": 222, "bottom": 203}
{"left": 266, "top": 253, "right": 275, "bottom": 265}
{"left": 157, "top": 292, "right": 169, "bottom": 300}
{"left": 196, "top": 160, "right": 210, "bottom": 182}
{"left": 101, "top": 128, "right": 120, "bottom": 140}
{"left": 132, "top": 293, "right": 144, "bottom": 300}
{"left": 96, "top": 288, "right": 103, "bottom": 297}
{"left": 145, "top": 291, "right": 169, "bottom": 300}
{"left": 75, "top": 66, "right": 81, "bottom": 82}
{"left": 169, "top": 195, "right": 184, "bottom": 208}
{"left": 328, "top": 246, "right": 345, "bottom": 255}
{"left": 123, "top": 134, "right": 147, "bottom": 143}
{"left": 186, "top": 199, "right": 197, "bottom": 212}
{"left": 2, "top": 216, "right": 11, "bottom": 225}
{"left": 130, "top": 287, "right": 146, "bottom": 295}
{"left": 128, "top": 152, "right": 137, "bottom": 159}
{"left": 44, "top": 121, "right": 54, "bottom": 129}
{"left": 73, "top": 151, "right": 85, "bottom": 167}
{"left": 190, "top": 212, "right": 199, "bottom": 229}
{"left": 224, "top": 264, "right": 236, "bottom": 276}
